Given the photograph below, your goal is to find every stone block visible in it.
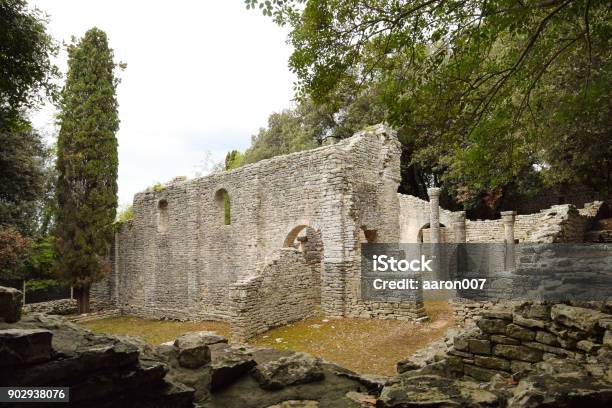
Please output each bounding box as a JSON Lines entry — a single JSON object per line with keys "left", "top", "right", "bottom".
{"left": 490, "top": 335, "right": 520, "bottom": 345}
{"left": 482, "top": 310, "right": 512, "bottom": 320}
{"left": 446, "top": 355, "right": 464, "bottom": 372}
{"left": 550, "top": 304, "right": 608, "bottom": 333}
{"left": 453, "top": 336, "right": 469, "bottom": 351}
{"left": 251, "top": 352, "right": 324, "bottom": 390}
{"left": 512, "top": 314, "right": 547, "bottom": 329}
{"left": 473, "top": 355, "right": 510, "bottom": 371}
{"left": 577, "top": 340, "right": 601, "bottom": 354}
{"left": 463, "top": 364, "right": 509, "bottom": 382}
{"left": 493, "top": 344, "right": 543, "bottom": 362}
{"left": 535, "top": 331, "right": 560, "bottom": 346}
{"left": 449, "top": 349, "right": 473, "bottom": 358}
{"left": 604, "top": 330, "right": 612, "bottom": 348}
{"left": 476, "top": 318, "right": 508, "bottom": 334}
{"left": 522, "top": 342, "right": 574, "bottom": 358}
{"left": 211, "top": 347, "right": 256, "bottom": 392}
{"left": 468, "top": 339, "right": 491, "bottom": 355}
{"left": 506, "top": 323, "right": 536, "bottom": 341}
{"left": 0, "top": 329, "right": 52, "bottom": 366}
{"left": 524, "top": 304, "right": 551, "bottom": 320}
{"left": 510, "top": 360, "right": 532, "bottom": 373}
{"left": 0, "top": 287, "right": 22, "bottom": 323}
{"left": 599, "top": 318, "right": 612, "bottom": 330}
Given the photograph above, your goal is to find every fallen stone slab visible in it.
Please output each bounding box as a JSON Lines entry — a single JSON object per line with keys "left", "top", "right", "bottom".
{"left": 251, "top": 352, "right": 324, "bottom": 390}
{"left": 508, "top": 371, "right": 612, "bottom": 408}
{"left": 174, "top": 332, "right": 214, "bottom": 369}
{"left": 211, "top": 346, "right": 256, "bottom": 392}
{"left": 377, "top": 374, "right": 499, "bottom": 407}
{"left": 0, "top": 328, "right": 52, "bottom": 366}
{"left": 551, "top": 304, "right": 608, "bottom": 333}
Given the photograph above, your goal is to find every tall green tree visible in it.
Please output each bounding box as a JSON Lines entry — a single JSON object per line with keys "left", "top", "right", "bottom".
{"left": 55, "top": 28, "right": 121, "bottom": 313}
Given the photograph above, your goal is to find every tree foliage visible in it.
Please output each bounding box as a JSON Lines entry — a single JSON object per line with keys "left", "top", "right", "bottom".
{"left": 0, "top": 0, "right": 58, "bottom": 125}
{"left": 247, "top": 0, "right": 611, "bottom": 211}
{"left": 0, "top": 117, "right": 51, "bottom": 235}
{"left": 0, "top": 227, "right": 29, "bottom": 279}
{"left": 55, "top": 28, "right": 121, "bottom": 313}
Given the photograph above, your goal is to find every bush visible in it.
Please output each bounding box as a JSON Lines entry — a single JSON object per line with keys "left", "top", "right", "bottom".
{"left": 0, "top": 227, "right": 29, "bottom": 279}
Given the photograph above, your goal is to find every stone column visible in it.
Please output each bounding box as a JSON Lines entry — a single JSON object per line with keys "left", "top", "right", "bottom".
{"left": 451, "top": 211, "right": 467, "bottom": 286}
{"left": 427, "top": 187, "right": 442, "bottom": 244}
{"left": 452, "top": 211, "right": 467, "bottom": 243}
{"left": 501, "top": 211, "right": 516, "bottom": 270}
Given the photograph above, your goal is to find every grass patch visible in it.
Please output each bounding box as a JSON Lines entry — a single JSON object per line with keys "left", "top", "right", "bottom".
{"left": 82, "top": 301, "right": 453, "bottom": 375}
{"left": 250, "top": 301, "right": 453, "bottom": 375}
{"left": 83, "top": 316, "right": 230, "bottom": 345}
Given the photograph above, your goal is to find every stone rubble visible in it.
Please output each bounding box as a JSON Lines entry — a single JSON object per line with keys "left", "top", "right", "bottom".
{"left": 23, "top": 298, "right": 78, "bottom": 315}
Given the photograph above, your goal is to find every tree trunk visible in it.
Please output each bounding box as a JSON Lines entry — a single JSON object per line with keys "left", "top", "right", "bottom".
{"left": 75, "top": 285, "right": 91, "bottom": 314}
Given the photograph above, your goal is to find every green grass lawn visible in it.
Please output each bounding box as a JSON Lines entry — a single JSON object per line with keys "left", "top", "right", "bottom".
{"left": 83, "top": 301, "right": 453, "bottom": 375}
{"left": 83, "top": 316, "right": 230, "bottom": 345}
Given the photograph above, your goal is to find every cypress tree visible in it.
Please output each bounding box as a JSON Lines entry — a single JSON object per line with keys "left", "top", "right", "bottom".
{"left": 55, "top": 28, "right": 120, "bottom": 313}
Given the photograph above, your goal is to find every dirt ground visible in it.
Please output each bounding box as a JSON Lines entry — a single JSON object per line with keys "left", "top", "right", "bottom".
{"left": 84, "top": 301, "right": 454, "bottom": 375}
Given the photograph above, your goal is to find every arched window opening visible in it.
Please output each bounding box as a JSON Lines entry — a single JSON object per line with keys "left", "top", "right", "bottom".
{"left": 284, "top": 225, "right": 323, "bottom": 259}
{"left": 157, "top": 199, "right": 169, "bottom": 233}
{"left": 359, "top": 227, "right": 377, "bottom": 244}
{"left": 215, "top": 189, "right": 231, "bottom": 225}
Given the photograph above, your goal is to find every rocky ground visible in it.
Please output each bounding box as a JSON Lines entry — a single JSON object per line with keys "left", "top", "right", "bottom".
{"left": 2, "top": 286, "right": 612, "bottom": 407}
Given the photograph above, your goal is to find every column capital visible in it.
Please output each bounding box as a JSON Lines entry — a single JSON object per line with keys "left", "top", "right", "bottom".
{"left": 500, "top": 211, "right": 516, "bottom": 222}
{"left": 427, "top": 187, "right": 441, "bottom": 199}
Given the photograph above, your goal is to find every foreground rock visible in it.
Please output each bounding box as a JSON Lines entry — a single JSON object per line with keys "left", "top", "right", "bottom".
{"left": 0, "top": 312, "right": 193, "bottom": 407}
{"left": 0, "top": 328, "right": 52, "bottom": 366}
{"left": 392, "top": 301, "right": 612, "bottom": 407}
{"left": 251, "top": 352, "right": 324, "bottom": 390}
{"left": 0, "top": 286, "right": 22, "bottom": 323}
{"left": 378, "top": 375, "right": 499, "bottom": 407}
{"left": 2, "top": 286, "right": 611, "bottom": 407}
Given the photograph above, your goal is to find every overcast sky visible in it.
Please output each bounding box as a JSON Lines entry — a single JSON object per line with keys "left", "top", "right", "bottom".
{"left": 28, "top": 0, "right": 296, "bottom": 206}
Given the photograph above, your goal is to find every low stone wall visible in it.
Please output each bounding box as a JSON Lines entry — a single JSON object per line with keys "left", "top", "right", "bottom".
{"left": 446, "top": 302, "right": 612, "bottom": 381}
{"left": 229, "top": 249, "right": 320, "bottom": 342}
{"left": 451, "top": 299, "right": 509, "bottom": 327}
{"left": 466, "top": 204, "right": 590, "bottom": 243}
{"left": 22, "top": 299, "right": 77, "bottom": 315}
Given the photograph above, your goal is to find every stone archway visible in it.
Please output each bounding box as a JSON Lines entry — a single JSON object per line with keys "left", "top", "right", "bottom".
{"left": 284, "top": 225, "right": 324, "bottom": 306}
{"left": 417, "top": 223, "right": 447, "bottom": 243}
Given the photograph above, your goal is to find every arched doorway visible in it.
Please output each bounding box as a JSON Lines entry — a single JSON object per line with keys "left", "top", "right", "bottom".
{"left": 284, "top": 225, "right": 324, "bottom": 305}
{"left": 417, "top": 223, "right": 447, "bottom": 243}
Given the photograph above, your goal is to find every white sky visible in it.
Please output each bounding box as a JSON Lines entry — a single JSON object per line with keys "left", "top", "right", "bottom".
{"left": 28, "top": 0, "right": 296, "bottom": 206}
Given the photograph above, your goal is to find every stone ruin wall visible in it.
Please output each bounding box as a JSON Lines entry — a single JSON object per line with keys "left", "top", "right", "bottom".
{"left": 399, "top": 194, "right": 592, "bottom": 244}
{"left": 229, "top": 248, "right": 319, "bottom": 342}
{"left": 91, "top": 122, "right": 605, "bottom": 340}
{"left": 396, "top": 193, "right": 605, "bottom": 327}
{"left": 92, "top": 125, "right": 425, "bottom": 338}
{"left": 445, "top": 302, "right": 612, "bottom": 382}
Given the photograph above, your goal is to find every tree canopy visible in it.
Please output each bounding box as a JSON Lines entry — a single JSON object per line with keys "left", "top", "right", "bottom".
{"left": 0, "top": 0, "right": 57, "bottom": 125}
{"left": 246, "top": 0, "right": 611, "bottom": 212}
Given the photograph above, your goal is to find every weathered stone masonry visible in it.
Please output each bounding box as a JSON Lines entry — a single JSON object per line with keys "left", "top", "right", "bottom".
{"left": 92, "top": 125, "right": 426, "bottom": 339}
{"left": 92, "top": 122, "right": 607, "bottom": 341}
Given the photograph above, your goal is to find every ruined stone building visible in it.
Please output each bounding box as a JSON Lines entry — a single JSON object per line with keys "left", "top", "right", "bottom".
{"left": 92, "top": 124, "right": 608, "bottom": 340}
